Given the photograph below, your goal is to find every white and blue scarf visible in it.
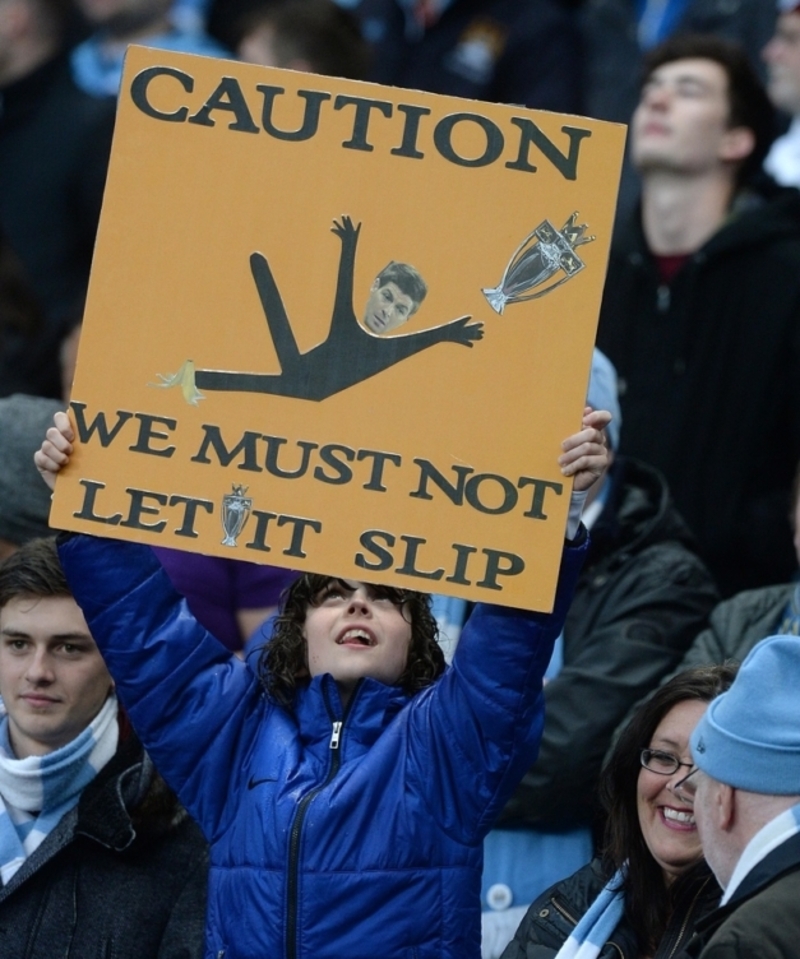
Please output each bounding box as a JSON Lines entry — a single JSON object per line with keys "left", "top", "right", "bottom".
{"left": 553, "top": 866, "right": 626, "bottom": 959}
{"left": 722, "top": 801, "right": 800, "bottom": 905}
{"left": 0, "top": 694, "right": 118, "bottom": 884}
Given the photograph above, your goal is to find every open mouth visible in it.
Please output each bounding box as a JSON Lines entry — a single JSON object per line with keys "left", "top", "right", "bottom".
{"left": 662, "top": 806, "right": 695, "bottom": 826}
{"left": 336, "top": 628, "right": 376, "bottom": 647}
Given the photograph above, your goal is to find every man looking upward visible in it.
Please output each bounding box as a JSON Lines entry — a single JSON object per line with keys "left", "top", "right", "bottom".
{"left": 596, "top": 34, "right": 800, "bottom": 596}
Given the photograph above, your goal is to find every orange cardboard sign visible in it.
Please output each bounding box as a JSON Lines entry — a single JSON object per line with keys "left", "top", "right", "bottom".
{"left": 50, "top": 45, "right": 626, "bottom": 611}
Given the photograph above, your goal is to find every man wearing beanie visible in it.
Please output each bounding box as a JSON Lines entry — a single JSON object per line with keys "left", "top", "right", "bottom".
{"left": 678, "top": 634, "right": 800, "bottom": 957}
{"left": 0, "top": 395, "right": 63, "bottom": 560}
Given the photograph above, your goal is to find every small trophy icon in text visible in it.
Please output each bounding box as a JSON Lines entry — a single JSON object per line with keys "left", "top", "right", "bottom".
{"left": 221, "top": 484, "right": 252, "bottom": 547}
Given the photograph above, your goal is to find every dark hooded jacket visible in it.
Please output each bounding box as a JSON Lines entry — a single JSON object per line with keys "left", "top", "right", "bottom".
{"left": 502, "top": 858, "right": 721, "bottom": 959}
{"left": 0, "top": 726, "right": 208, "bottom": 959}
{"left": 0, "top": 51, "right": 114, "bottom": 397}
{"left": 681, "top": 832, "right": 800, "bottom": 959}
{"left": 499, "top": 456, "right": 717, "bottom": 830}
{"left": 596, "top": 186, "right": 800, "bottom": 597}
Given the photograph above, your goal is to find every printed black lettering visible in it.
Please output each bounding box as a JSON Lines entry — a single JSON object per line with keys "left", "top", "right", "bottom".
{"left": 395, "top": 535, "right": 445, "bottom": 581}
{"left": 334, "top": 95, "right": 393, "bottom": 151}
{"left": 191, "top": 426, "right": 262, "bottom": 472}
{"left": 477, "top": 549, "right": 525, "bottom": 590}
{"left": 277, "top": 514, "right": 322, "bottom": 557}
{"left": 263, "top": 437, "right": 319, "bottom": 480}
{"left": 187, "top": 77, "right": 260, "bottom": 132}
{"left": 518, "top": 477, "right": 564, "bottom": 519}
{"left": 505, "top": 119, "right": 592, "bottom": 180}
{"left": 390, "top": 104, "right": 430, "bottom": 159}
{"left": 357, "top": 450, "right": 402, "bottom": 492}
{"left": 73, "top": 480, "right": 122, "bottom": 525}
{"left": 168, "top": 495, "right": 214, "bottom": 537}
{"left": 464, "top": 473, "right": 517, "bottom": 515}
{"left": 129, "top": 65, "right": 193, "bottom": 122}
{"left": 314, "top": 444, "right": 355, "bottom": 485}
{"left": 70, "top": 402, "right": 133, "bottom": 447}
{"left": 129, "top": 413, "right": 177, "bottom": 457}
{"left": 257, "top": 85, "right": 331, "bottom": 141}
{"left": 410, "top": 458, "right": 472, "bottom": 504}
{"left": 354, "top": 529, "right": 395, "bottom": 571}
{"left": 433, "top": 113, "right": 504, "bottom": 168}
{"left": 119, "top": 488, "right": 169, "bottom": 532}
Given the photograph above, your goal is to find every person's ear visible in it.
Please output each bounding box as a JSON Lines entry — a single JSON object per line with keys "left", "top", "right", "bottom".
{"left": 716, "top": 782, "right": 736, "bottom": 831}
{"left": 720, "top": 126, "right": 756, "bottom": 164}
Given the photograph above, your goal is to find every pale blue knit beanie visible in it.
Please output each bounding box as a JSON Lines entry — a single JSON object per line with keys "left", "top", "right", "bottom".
{"left": 690, "top": 634, "right": 800, "bottom": 793}
{"left": 587, "top": 348, "right": 621, "bottom": 452}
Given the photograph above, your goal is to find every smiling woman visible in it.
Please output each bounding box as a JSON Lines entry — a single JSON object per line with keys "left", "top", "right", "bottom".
{"left": 501, "top": 663, "right": 737, "bottom": 959}
{"left": 636, "top": 699, "right": 708, "bottom": 883}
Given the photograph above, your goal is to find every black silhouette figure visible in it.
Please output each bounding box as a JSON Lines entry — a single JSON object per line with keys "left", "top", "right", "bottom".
{"left": 192, "top": 216, "right": 484, "bottom": 402}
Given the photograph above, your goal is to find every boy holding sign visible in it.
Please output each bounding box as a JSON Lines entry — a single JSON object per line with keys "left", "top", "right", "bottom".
{"left": 34, "top": 407, "right": 609, "bottom": 959}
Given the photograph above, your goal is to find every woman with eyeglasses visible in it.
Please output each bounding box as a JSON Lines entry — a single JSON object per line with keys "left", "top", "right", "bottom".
{"left": 500, "top": 663, "right": 736, "bottom": 959}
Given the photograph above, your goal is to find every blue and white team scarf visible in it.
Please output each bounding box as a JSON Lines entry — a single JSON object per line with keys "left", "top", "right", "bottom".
{"left": 553, "top": 866, "right": 626, "bottom": 959}
{"left": 0, "top": 694, "right": 118, "bottom": 884}
{"left": 721, "top": 801, "right": 800, "bottom": 905}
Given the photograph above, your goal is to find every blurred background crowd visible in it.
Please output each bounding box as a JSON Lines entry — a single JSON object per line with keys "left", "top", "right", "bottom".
{"left": 2, "top": 1, "right": 800, "bottom": 956}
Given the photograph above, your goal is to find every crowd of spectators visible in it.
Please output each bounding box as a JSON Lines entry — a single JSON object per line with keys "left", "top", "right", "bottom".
{"left": 2, "top": 0, "right": 800, "bottom": 957}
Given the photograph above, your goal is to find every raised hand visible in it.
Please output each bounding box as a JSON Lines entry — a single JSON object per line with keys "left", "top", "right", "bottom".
{"left": 443, "top": 316, "right": 484, "bottom": 346}
{"left": 558, "top": 407, "right": 612, "bottom": 492}
{"left": 331, "top": 215, "right": 361, "bottom": 242}
{"left": 34, "top": 411, "right": 74, "bottom": 492}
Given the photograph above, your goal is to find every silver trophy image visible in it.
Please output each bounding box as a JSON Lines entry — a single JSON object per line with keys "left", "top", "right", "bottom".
{"left": 482, "top": 212, "right": 596, "bottom": 314}
{"left": 221, "top": 484, "right": 253, "bottom": 547}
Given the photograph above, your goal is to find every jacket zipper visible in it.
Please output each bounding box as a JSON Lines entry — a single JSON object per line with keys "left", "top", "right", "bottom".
{"left": 552, "top": 896, "right": 625, "bottom": 958}
{"left": 663, "top": 876, "right": 712, "bottom": 959}
{"left": 551, "top": 896, "right": 579, "bottom": 926}
{"left": 284, "top": 681, "right": 360, "bottom": 959}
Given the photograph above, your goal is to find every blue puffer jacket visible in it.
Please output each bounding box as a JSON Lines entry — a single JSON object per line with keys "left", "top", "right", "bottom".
{"left": 58, "top": 533, "right": 586, "bottom": 959}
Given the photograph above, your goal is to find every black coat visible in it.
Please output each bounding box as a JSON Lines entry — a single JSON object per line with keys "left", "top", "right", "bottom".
{"left": 0, "top": 51, "right": 115, "bottom": 397}
{"left": 0, "top": 730, "right": 208, "bottom": 959}
{"left": 674, "top": 583, "right": 795, "bottom": 672}
{"left": 681, "top": 832, "right": 800, "bottom": 959}
{"left": 502, "top": 858, "right": 720, "bottom": 959}
{"left": 498, "top": 457, "right": 717, "bottom": 829}
{"left": 596, "top": 186, "right": 800, "bottom": 597}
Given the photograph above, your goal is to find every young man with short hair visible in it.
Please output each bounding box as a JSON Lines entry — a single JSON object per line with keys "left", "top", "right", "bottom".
{"left": 0, "top": 538, "right": 207, "bottom": 959}
{"left": 596, "top": 33, "right": 800, "bottom": 597}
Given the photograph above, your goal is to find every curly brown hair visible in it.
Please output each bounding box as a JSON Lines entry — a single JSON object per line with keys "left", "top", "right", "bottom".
{"left": 257, "top": 575, "right": 445, "bottom": 708}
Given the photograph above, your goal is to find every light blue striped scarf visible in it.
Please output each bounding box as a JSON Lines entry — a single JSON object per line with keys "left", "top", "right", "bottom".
{"left": 554, "top": 865, "right": 626, "bottom": 959}
{"left": 0, "top": 694, "right": 118, "bottom": 884}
